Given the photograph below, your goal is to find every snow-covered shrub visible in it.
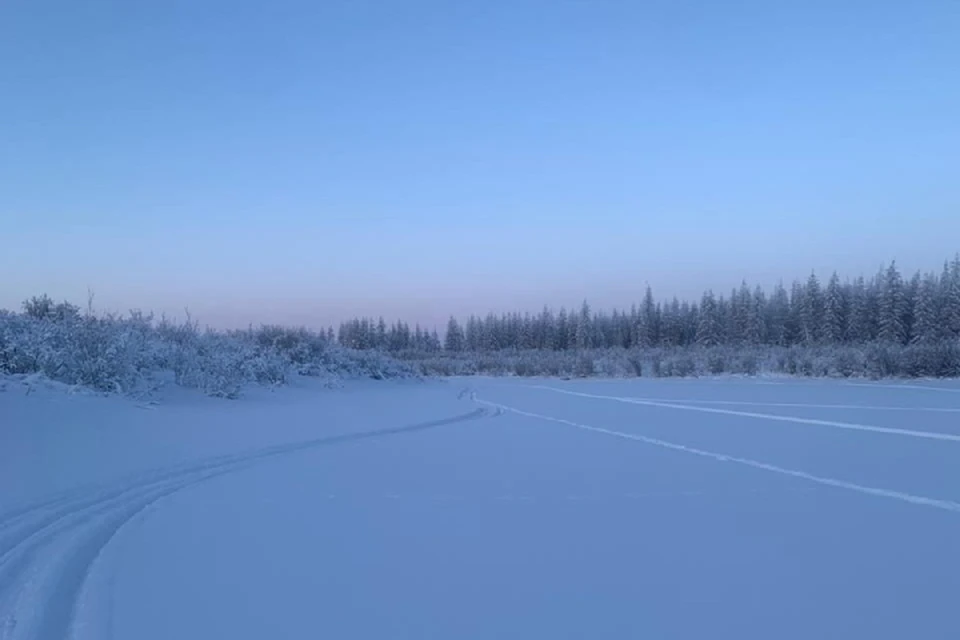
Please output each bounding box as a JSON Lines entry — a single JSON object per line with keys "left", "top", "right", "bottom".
{"left": 591, "top": 351, "right": 640, "bottom": 377}
{"left": 0, "top": 311, "right": 41, "bottom": 374}
{"left": 243, "top": 326, "right": 326, "bottom": 371}
{"left": 898, "top": 342, "right": 960, "bottom": 378}
{"left": 660, "top": 352, "right": 697, "bottom": 377}
{"left": 649, "top": 353, "right": 663, "bottom": 377}
{"left": 572, "top": 353, "right": 595, "bottom": 378}
{"left": 160, "top": 330, "right": 260, "bottom": 399}
{"left": 341, "top": 348, "right": 418, "bottom": 379}
{"left": 864, "top": 343, "right": 902, "bottom": 379}
{"left": 625, "top": 352, "right": 645, "bottom": 377}
{"left": 512, "top": 359, "right": 538, "bottom": 377}
{"left": 59, "top": 313, "right": 157, "bottom": 392}
{"left": 707, "top": 351, "right": 727, "bottom": 375}
{"left": 732, "top": 352, "right": 760, "bottom": 376}
{"left": 234, "top": 325, "right": 418, "bottom": 381}
{"left": 828, "top": 348, "right": 864, "bottom": 378}
{"left": 1, "top": 297, "right": 415, "bottom": 398}
{"left": 21, "top": 294, "right": 81, "bottom": 322}
{"left": 0, "top": 310, "right": 156, "bottom": 393}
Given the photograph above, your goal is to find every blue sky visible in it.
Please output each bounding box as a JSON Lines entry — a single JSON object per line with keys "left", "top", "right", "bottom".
{"left": 2, "top": 0, "right": 958, "bottom": 329}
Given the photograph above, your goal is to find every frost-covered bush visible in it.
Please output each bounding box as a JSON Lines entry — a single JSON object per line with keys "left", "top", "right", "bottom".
{"left": 863, "top": 343, "right": 902, "bottom": 379}
{"left": 242, "top": 325, "right": 327, "bottom": 370}
{"left": 61, "top": 312, "right": 158, "bottom": 392}
{"left": 0, "top": 311, "right": 156, "bottom": 393}
{"left": 0, "top": 297, "right": 415, "bottom": 398}
{"left": 707, "top": 351, "right": 728, "bottom": 375}
{"left": 573, "top": 353, "right": 596, "bottom": 378}
{"left": 21, "top": 294, "right": 81, "bottom": 322}
{"left": 654, "top": 351, "right": 697, "bottom": 377}
{"left": 625, "top": 353, "right": 645, "bottom": 377}
{"left": 155, "top": 327, "right": 280, "bottom": 399}
{"left": 231, "top": 325, "right": 417, "bottom": 382}
{"left": 828, "top": 348, "right": 864, "bottom": 378}
{"left": 0, "top": 311, "right": 44, "bottom": 374}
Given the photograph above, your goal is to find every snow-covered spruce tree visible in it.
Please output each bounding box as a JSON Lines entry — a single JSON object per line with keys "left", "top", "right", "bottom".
{"left": 845, "top": 276, "right": 870, "bottom": 343}
{"left": 787, "top": 281, "right": 805, "bottom": 345}
{"left": 375, "top": 317, "right": 388, "bottom": 350}
{"left": 726, "top": 286, "right": 742, "bottom": 345}
{"left": 444, "top": 316, "right": 465, "bottom": 352}
{"left": 910, "top": 273, "right": 940, "bottom": 344}
{"left": 636, "top": 285, "right": 658, "bottom": 347}
{"left": 716, "top": 294, "right": 732, "bottom": 346}
{"left": 575, "top": 301, "right": 593, "bottom": 350}
{"left": 564, "top": 307, "right": 578, "bottom": 349}
{"left": 464, "top": 315, "right": 481, "bottom": 351}
{"left": 730, "top": 282, "right": 749, "bottom": 345}
{"left": 539, "top": 306, "right": 557, "bottom": 350}
{"left": 823, "top": 272, "right": 846, "bottom": 344}
{"left": 745, "top": 285, "right": 766, "bottom": 345}
{"left": 801, "top": 272, "right": 824, "bottom": 344}
{"left": 555, "top": 307, "right": 569, "bottom": 350}
{"left": 766, "top": 282, "right": 790, "bottom": 346}
{"left": 659, "top": 299, "right": 681, "bottom": 346}
{"left": 628, "top": 304, "right": 640, "bottom": 348}
{"left": 865, "top": 269, "right": 884, "bottom": 341}
{"left": 685, "top": 300, "right": 700, "bottom": 345}
{"left": 696, "top": 291, "right": 721, "bottom": 347}
{"left": 878, "top": 261, "right": 907, "bottom": 344}
{"left": 941, "top": 256, "right": 960, "bottom": 339}
{"left": 608, "top": 310, "right": 627, "bottom": 349}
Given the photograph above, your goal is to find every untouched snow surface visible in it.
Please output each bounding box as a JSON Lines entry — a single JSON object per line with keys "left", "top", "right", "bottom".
{"left": 2, "top": 375, "right": 960, "bottom": 639}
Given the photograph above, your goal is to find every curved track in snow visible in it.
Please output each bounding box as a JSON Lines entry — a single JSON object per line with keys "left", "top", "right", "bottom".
{"left": 0, "top": 408, "right": 491, "bottom": 640}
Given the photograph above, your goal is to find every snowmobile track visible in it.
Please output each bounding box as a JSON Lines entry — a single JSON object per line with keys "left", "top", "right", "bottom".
{"left": 0, "top": 408, "right": 491, "bottom": 640}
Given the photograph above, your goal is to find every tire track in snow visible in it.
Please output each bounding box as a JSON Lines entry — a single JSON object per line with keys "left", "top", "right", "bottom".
{"left": 579, "top": 397, "right": 960, "bottom": 414}
{"left": 0, "top": 408, "right": 490, "bottom": 640}
{"left": 843, "top": 382, "right": 960, "bottom": 394}
{"left": 528, "top": 386, "right": 960, "bottom": 443}
{"left": 473, "top": 397, "right": 960, "bottom": 514}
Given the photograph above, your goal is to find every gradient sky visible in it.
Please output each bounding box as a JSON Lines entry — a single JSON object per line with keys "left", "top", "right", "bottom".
{"left": 2, "top": 0, "right": 959, "bottom": 330}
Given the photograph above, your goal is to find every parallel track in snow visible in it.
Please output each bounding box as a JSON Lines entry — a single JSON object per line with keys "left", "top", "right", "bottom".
{"left": 527, "top": 385, "right": 960, "bottom": 443}
{"left": 472, "top": 394, "right": 960, "bottom": 514}
{"left": 0, "top": 408, "right": 491, "bottom": 640}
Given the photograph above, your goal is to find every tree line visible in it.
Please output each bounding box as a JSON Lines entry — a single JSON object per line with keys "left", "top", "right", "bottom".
{"left": 338, "top": 254, "right": 960, "bottom": 354}
{"left": 338, "top": 318, "right": 443, "bottom": 352}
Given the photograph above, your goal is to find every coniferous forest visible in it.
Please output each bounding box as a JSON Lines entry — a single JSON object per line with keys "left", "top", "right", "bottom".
{"left": 336, "top": 255, "right": 960, "bottom": 379}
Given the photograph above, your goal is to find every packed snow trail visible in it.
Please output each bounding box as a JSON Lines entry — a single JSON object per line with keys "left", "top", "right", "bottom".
{"left": 552, "top": 397, "right": 960, "bottom": 413}
{"left": 471, "top": 394, "right": 960, "bottom": 513}
{"left": 528, "top": 385, "right": 960, "bottom": 442}
{"left": 0, "top": 408, "right": 490, "bottom": 640}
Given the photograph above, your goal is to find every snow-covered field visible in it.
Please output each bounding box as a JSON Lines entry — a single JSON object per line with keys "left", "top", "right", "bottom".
{"left": 3, "top": 375, "right": 960, "bottom": 639}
